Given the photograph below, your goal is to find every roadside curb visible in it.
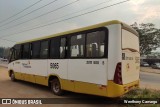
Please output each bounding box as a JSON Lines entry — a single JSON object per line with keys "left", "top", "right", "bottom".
{"left": 0, "top": 65, "right": 8, "bottom": 68}
{"left": 140, "top": 70, "right": 160, "bottom": 74}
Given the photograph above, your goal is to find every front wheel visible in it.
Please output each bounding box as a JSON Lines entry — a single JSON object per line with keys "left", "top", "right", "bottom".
{"left": 10, "top": 72, "right": 16, "bottom": 81}
{"left": 51, "top": 78, "right": 63, "bottom": 95}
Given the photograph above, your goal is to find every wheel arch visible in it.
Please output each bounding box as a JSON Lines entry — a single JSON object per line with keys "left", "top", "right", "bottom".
{"left": 8, "top": 69, "right": 14, "bottom": 77}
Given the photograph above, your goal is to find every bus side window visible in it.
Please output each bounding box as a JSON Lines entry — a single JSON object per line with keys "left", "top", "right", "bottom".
{"left": 31, "top": 41, "right": 40, "bottom": 59}
{"left": 22, "top": 43, "right": 30, "bottom": 59}
{"left": 86, "top": 30, "right": 105, "bottom": 58}
{"left": 60, "top": 38, "right": 66, "bottom": 58}
{"left": 14, "top": 44, "right": 21, "bottom": 60}
{"left": 40, "top": 40, "right": 48, "bottom": 59}
{"left": 70, "top": 34, "right": 85, "bottom": 58}
{"left": 50, "top": 38, "right": 60, "bottom": 59}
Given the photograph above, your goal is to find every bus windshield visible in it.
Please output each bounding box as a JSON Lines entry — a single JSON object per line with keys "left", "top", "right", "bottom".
{"left": 122, "top": 29, "right": 139, "bottom": 52}
{"left": 9, "top": 45, "right": 21, "bottom": 62}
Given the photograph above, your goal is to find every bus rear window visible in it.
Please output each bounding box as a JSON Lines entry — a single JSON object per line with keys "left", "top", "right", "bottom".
{"left": 122, "top": 29, "right": 139, "bottom": 52}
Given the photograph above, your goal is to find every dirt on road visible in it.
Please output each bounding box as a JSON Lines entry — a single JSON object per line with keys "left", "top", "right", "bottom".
{"left": 0, "top": 67, "right": 58, "bottom": 98}
{"left": 0, "top": 66, "right": 160, "bottom": 107}
{"left": 0, "top": 66, "right": 121, "bottom": 107}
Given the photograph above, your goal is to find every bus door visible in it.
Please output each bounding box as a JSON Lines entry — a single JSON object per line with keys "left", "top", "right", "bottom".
{"left": 9, "top": 45, "right": 22, "bottom": 80}
{"left": 48, "top": 37, "right": 72, "bottom": 90}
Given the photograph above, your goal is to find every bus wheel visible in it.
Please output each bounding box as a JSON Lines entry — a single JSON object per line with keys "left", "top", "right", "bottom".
{"left": 11, "top": 72, "right": 16, "bottom": 81}
{"left": 51, "top": 78, "right": 63, "bottom": 95}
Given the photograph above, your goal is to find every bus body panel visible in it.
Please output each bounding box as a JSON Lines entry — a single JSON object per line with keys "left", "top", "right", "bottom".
{"left": 121, "top": 29, "right": 140, "bottom": 84}
{"left": 20, "top": 60, "right": 34, "bottom": 83}
{"left": 68, "top": 59, "right": 107, "bottom": 85}
{"left": 122, "top": 50, "right": 140, "bottom": 84}
{"left": 47, "top": 59, "right": 68, "bottom": 80}
{"left": 9, "top": 60, "right": 22, "bottom": 80}
{"left": 20, "top": 59, "right": 48, "bottom": 85}
{"left": 107, "top": 24, "right": 122, "bottom": 80}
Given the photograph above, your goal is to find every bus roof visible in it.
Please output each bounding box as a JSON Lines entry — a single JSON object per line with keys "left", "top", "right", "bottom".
{"left": 16, "top": 20, "right": 137, "bottom": 44}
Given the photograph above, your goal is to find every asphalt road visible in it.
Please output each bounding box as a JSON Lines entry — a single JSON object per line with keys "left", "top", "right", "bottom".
{"left": 140, "top": 72, "right": 160, "bottom": 84}
{"left": 140, "top": 72, "right": 160, "bottom": 90}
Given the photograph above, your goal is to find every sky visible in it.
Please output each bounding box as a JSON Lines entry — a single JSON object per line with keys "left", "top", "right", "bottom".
{"left": 0, "top": 0, "right": 159, "bottom": 48}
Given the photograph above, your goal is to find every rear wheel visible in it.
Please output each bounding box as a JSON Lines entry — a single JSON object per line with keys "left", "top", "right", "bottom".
{"left": 10, "top": 72, "right": 16, "bottom": 81}
{"left": 51, "top": 78, "right": 63, "bottom": 95}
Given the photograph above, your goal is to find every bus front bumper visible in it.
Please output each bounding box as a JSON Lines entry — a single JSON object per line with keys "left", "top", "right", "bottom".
{"left": 106, "top": 80, "right": 139, "bottom": 97}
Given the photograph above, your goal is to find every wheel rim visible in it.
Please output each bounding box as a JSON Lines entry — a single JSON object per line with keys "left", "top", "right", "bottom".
{"left": 11, "top": 73, "right": 14, "bottom": 80}
{"left": 53, "top": 82, "right": 60, "bottom": 93}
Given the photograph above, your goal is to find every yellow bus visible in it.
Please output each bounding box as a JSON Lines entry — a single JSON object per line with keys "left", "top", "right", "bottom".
{"left": 8, "top": 20, "right": 140, "bottom": 97}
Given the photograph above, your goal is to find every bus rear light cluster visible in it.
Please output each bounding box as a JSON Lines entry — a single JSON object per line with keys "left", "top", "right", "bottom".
{"left": 113, "top": 62, "right": 122, "bottom": 85}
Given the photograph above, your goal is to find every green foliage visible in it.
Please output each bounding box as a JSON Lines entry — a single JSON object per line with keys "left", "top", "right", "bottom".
{"left": 122, "top": 88, "right": 160, "bottom": 98}
{"left": 131, "top": 23, "right": 160, "bottom": 55}
{"left": 122, "top": 88, "right": 160, "bottom": 107}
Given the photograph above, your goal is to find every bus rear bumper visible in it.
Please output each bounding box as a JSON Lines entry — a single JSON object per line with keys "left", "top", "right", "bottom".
{"left": 106, "top": 80, "right": 139, "bottom": 97}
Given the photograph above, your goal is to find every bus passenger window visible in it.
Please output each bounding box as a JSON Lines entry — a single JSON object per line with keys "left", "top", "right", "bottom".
{"left": 40, "top": 41, "right": 48, "bottom": 59}
{"left": 22, "top": 44, "right": 30, "bottom": 59}
{"left": 60, "top": 38, "right": 66, "bottom": 58}
{"left": 31, "top": 42, "right": 40, "bottom": 59}
{"left": 70, "top": 34, "right": 85, "bottom": 57}
{"left": 14, "top": 45, "right": 21, "bottom": 60}
{"left": 86, "top": 31, "right": 105, "bottom": 57}
{"left": 50, "top": 38, "right": 60, "bottom": 59}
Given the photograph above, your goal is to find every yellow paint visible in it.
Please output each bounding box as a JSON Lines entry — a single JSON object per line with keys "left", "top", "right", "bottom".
{"left": 74, "top": 81, "right": 107, "bottom": 96}
{"left": 35, "top": 75, "right": 48, "bottom": 86}
{"left": 11, "top": 71, "right": 139, "bottom": 97}
{"left": 14, "top": 72, "right": 48, "bottom": 86}
{"left": 14, "top": 72, "right": 23, "bottom": 80}
{"left": 106, "top": 80, "right": 139, "bottom": 97}
{"left": 17, "top": 20, "right": 121, "bottom": 44}
{"left": 24, "top": 74, "right": 35, "bottom": 83}
{"left": 61, "top": 79, "right": 74, "bottom": 92}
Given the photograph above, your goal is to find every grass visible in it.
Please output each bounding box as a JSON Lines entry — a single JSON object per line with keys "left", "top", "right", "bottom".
{"left": 120, "top": 88, "right": 160, "bottom": 107}
{"left": 122, "top": 88, "right": 160, "bottom": 98}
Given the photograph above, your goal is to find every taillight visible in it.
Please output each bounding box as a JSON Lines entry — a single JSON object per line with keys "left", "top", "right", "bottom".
{"left": 113, "top": 62, "right": 122, "bottom": 85}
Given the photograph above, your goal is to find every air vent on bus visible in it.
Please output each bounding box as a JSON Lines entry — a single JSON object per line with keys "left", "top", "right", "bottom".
{"left": 113, "top": 62, "right": 122, "bottom": 85}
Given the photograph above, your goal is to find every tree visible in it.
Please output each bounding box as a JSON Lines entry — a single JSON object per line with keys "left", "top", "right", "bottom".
{"left": 0, "top": 47, "right": 4, "bottom": 58}
{"left": 131, "top": 22, "right": 160, "bottom": 55}
{"left": 0, "top": 47, "right": 10, "bottom": 59}
{"left": 3, "top": 47, "right": 10, "bottom": 59}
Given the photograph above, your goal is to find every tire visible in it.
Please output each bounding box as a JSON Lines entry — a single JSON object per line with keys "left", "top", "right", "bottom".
{"left": 11, "top": 72, "right": 16, "bottom": 81}
{"left": 51, "top": 78, "right": 63, "bottom": 95}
